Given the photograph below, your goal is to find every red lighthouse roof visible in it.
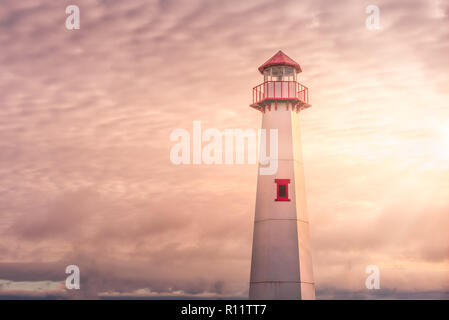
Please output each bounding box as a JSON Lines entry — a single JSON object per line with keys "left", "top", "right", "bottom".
{"left": 258, "top": 50, "right": 302, "bottom": 74}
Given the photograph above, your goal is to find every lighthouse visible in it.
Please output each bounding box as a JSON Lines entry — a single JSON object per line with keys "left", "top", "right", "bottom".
{"left": 249, "top": 51, "right": 315, "bottom": 300}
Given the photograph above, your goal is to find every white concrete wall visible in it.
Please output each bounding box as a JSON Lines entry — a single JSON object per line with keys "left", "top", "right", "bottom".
{"left": 249, "top": 102, "right": 315, "bottom": 300}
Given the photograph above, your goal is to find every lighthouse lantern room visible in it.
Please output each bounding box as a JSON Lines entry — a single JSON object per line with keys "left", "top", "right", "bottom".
{"left": 251, "top": 50, "right": 310, "bottom": 113}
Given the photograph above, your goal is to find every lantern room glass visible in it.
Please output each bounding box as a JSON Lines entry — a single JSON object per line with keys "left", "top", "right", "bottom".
{"left": 263, "top": 66, "right": 296, "bottom": 82}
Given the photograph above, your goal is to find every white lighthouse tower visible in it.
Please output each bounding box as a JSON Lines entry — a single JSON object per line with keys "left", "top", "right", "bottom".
{"left": 249, "top": 51, "right": 315, "bottom": 300}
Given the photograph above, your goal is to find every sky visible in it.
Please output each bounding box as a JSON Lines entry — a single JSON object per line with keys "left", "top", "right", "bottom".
{"left": 0, "top": 0, "right": 448, "bottom": 299}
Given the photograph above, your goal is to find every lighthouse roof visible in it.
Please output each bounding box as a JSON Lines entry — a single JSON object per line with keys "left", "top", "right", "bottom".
{"left": 258, "top": 50, "right": 302, "bottom": 74}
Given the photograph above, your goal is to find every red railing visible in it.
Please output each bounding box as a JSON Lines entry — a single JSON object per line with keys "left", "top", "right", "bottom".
{"left": 252, "top": 81, "right": 309, "bottom": 105}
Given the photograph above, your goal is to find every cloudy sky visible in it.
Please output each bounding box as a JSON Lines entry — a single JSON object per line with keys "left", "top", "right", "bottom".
{"left": 0, "top": 0, "right": 448, "bottom": 299}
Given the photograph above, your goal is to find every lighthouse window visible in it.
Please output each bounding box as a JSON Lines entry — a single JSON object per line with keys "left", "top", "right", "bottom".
{"left": 265, "top": 66, "right": 296, "bottom": 81}
{"left": 275, "top": 179, "right": 291, "bottom": 201}
{"left": 278, "top": 185, "right": 287, "bottom": 198}
{"left": 263, "top": 69, "right": 269, "bottom": 81}
{"left": 283, "top": 67, "right": 295, "bottom": 81}
{"left": 284, "top": 67, "right": 294, "bottom": 76}
{"left": 271, "top": 67, "right": 282, "bottom": 81}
